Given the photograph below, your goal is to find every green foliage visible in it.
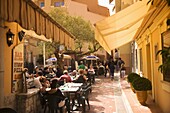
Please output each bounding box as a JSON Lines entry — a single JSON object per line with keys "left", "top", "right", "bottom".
{"left": 147, "top": 0, "right": 170, "bottom": 6}
{"left": 156, "top": 46, "right": 170, "bottom": 74}
{"left": 49, "top": 8, "right": 95, "bottom": 42}
{"left": 127, "top": 72, "right": 140, "bottom": 83}
{"left": 48, "top": 7, "right": 102, "bottom": 55}
{"left": 132, "top": 77, "right": 152, "bottom": 91}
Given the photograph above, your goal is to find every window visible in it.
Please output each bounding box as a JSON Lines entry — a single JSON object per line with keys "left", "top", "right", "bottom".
{"left": 154, "top": 44, "right": 159, "bottom": 62}
{"left": 40, "top": 2, "right": 45, "bottom": 7}
{"left": 161, "top": 30, "right": 170, "bottom": 82}
{"left": 54, "top": 2, "right": 64, "bottom": 7}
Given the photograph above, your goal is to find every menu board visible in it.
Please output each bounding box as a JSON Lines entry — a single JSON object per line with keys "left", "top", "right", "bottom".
{"left": 12, "top": 43, "right": 24, "bottom": 93}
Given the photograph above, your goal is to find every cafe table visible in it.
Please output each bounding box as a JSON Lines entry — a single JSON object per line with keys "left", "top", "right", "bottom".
{"left": 59, "top": 83, "right": 83, "bottom": 113}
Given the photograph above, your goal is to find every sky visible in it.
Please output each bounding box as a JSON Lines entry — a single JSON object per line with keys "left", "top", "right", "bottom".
{"left": 98, "top": 0, "right": 115, "bottom": 15}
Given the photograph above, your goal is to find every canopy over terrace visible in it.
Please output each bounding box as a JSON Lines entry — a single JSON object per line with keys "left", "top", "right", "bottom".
{"left": 0, "top": 0, "right": 75, "bottom": 49}
{"left": 95, "top": 0, "right": 154, "bottom": 54}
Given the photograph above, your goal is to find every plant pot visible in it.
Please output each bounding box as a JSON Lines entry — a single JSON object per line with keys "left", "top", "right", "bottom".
{"left": 130, "top": 83, "right": 135, "bottom": 93}
{"left": 135, "top": 90, "right": 147, "bottom": 105}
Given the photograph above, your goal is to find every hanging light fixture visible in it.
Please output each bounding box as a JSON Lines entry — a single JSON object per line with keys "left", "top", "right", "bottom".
{"left": 6, "top": 29, "right": 15, "bottom": 47}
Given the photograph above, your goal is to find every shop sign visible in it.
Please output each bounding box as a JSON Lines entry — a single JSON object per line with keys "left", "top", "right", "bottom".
{"left": 12, "top": 43, "right": 24, "bottom": 93}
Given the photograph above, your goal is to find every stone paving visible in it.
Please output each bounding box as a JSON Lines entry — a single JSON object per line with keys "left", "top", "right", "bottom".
{"left": 74, "top": 73, "right": 164, "bottom": 113}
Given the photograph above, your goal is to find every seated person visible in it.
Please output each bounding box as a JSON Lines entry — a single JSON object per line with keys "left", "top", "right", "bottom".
{"left": 58, "top": 70, "right": 72, "bottom": 83}
{"left": 70, "top": 70, "right": 78, "bottom": 80}
{"left": 46, "top": 79, "right": 67, "bottom": 109}
{"left": 73, "top": 69, "right": 87, "bottom": 85}
{"left": 39, "top": 76, "right": 50, "bottom": 93}
{"left": 98, "top": 63, "right": 105, "bottom": 76}
{"left": 88, "top": 64, "right": 95, "bottom": 75}
{"left": 43, "top": 66, "right": 50, "bottom": 77}
{"left": 33, "top": 71, "right": 43, "bottom": 89}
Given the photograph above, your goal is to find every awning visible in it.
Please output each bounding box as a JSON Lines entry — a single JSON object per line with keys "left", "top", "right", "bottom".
{"left": 95, "top": 0, "right": 153, "bottom": 54}
{"left": 23, "top": 29, "right": 52, "bottom": 42}
{"left": 0, "top": 0, "right": 75, "bottom": 49}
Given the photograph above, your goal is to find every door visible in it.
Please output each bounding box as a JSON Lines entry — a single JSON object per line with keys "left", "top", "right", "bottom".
{"left": 146, "top": 44, "right": 152, "bottom": 96}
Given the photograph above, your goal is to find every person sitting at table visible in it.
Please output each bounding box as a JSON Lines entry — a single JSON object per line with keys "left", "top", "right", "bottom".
{"left": 46, "top": 79, "right": 67, "bottom": 112}
{"left": 33, "top": 71, "right": 43, "bottom": 89}
{"left": 78, "top": 61, "right": 85, "bottom": 70}
{"left": 88, "top": 64, "right": 95, "bottom": 75}
{"left": 58, "top": 70, "right": 72, "bottom": 83}
{"left": 49, "top": 65, "right": 56, "bottom": 75}
{"left": 43, "top": 66, "right": 50, "bottom": 76}
{"left": 55, "top": 66, "right": 63, "bottom": 78}
{"left": 73, "top": 69, "right": 87, "bottom": 85}
{"left": 33, "top": 66, "right": 39, "bottom": 74}
{"left": 70, "top": 70, "right": 78, "bottom": 80}
{"left": 39, "top": 76, "right": 50, "bottom": 93}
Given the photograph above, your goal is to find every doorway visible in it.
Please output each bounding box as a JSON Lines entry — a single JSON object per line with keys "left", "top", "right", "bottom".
{"left": 146, "top": 43, "right": 152, "bottom": 96}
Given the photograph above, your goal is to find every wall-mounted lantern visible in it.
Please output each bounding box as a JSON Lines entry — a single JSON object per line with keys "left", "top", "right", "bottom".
{"left": 18, "top": 30, "right": 25, "bottom": 42}
{"left": 6, "top": 29, "right": 15, "bottom": 47}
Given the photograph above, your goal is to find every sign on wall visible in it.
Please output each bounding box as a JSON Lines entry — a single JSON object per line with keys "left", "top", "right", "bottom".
{"left": 12, "top": 43, "right": 24, "bottom": 93}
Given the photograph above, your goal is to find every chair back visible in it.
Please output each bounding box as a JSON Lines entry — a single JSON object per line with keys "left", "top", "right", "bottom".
{"left": 47, "top": 95, "right": 60, "bottom": 109}
{"left": 81, "top": 85, "right": 91, "bottom": 99}
{"left": 46, "top": 94, "right": 65, "bottom": 113}
{"left": 39, "top": 92, "right": 48, "bottom": 108}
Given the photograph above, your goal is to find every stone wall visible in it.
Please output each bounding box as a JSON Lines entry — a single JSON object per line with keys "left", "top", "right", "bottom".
{"left": 3, "top": 94, "right": 16, "bottom": 110}
{"left": 16, "top": 88, "right": 42, "bottom": 113}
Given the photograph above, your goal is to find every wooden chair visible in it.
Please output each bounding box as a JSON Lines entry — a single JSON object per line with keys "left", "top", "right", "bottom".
{"left": 46, "top": 95, "right": 68, "bottom": 113}
{"left": 39, "top": 92, "right": 48, "bottom": 113}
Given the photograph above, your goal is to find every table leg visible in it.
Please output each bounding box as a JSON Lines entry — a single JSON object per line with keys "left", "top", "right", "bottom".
{"left": 66, "top": 93, "right": 71, "bottom": 113}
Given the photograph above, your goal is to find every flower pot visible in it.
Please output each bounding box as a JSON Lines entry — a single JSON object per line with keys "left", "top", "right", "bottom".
{"left": 135, "top": 90, "right": 147, "bottom": 105}
{"left": 130, "top": 83, "right": 135, "bottom": 93}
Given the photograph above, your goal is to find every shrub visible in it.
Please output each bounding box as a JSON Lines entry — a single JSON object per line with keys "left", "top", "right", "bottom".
{"left": 132, "top": 77, "right": 152, "bottom": 91}
{"left": 127, "top": 72, "right": 140, "bottom": 83}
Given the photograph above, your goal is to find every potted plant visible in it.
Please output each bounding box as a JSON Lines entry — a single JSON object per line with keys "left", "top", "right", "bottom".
{"left": 132, "top": 77, "right": 152, "bottom": 105}
{"left": 157, "top": 46, "right": 170, "bottom": 75}
{"left": 127, "top": 72, "right": 141, "bottom": 92}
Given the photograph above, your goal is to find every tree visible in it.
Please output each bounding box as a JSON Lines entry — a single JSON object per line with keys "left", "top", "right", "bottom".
{"left": 49, "top": 7, "right": 102, "bottom": 60}
{"left": 45, "top": 42, "right": 65, "bottom": 71}
{"left": 147, "top": 0, "right": 170, "bottom": 6}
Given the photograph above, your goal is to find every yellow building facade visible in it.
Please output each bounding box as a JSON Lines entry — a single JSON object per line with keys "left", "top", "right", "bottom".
{"left": 0, "top": 0, "right": 75, "bottom": 110}
{"left": 135, "top": 1, "right": 170, "bottom": 113}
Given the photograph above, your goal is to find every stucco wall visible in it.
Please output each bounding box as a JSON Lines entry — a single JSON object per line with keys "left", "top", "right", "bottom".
{"left": 67, "top": 0, "right": 106, "bottom": 24}
{"left": 4, "top": 22, "right": 18, "bottom": 95}
{"left": 136, "top": 5, "right": 170, "bottom": 112}
{"left": 119, "top": 43, "right": 131, "bottom": 74}
{"left": 0, "top": 22, "right": 5, "bottom": 107}
{"left": 0, "top": 22, "right": 23, "bottom": 108}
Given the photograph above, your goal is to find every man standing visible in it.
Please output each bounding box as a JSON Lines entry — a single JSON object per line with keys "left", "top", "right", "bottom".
{"left": 117, "top": 58, "right": 125, "bottom": 71}
{"left": 108, "top": 58, "right": 115, "bottom": 80}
